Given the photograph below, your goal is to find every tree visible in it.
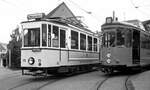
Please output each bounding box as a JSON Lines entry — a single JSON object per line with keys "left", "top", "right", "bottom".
{"left": 7, "top": 26, "right": 22, "bottom": 68}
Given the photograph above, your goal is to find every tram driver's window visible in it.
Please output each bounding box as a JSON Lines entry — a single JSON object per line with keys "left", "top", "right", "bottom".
{"left": 42, "top": 24, "right": 47, "bottom": 46}
{"left": 108, "top": 32, "right": 115, "bottom": 47}
{"left": 117, "top": 29, "right": 125, "bottom": 46}
{"left": 52, "top": 25, "right": 59, "bottom": 47}
{"left": 71, "top": 30, "right": 78, "bottom": 49}
{"left": 24, "top": 28, "right": 40, "bottom": 47}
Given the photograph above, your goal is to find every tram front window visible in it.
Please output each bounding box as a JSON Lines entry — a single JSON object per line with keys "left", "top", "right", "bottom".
{"left": 24, "top": 28, "right": 40, "bottom": 47}
{"left": 102, "top": 28, "right": 132, "bottom": 48}
{"left": 103, "top": 31, "right": 115, "bottom": 47}
{"left": 117, "top": 28, "right": 125, "bottom": 46}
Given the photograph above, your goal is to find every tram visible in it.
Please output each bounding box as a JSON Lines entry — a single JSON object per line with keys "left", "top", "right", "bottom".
{"left": 100, "top": 17, "right": 150, "bottom": 73}
{"left": 21, "top": 13, "right": 100, "bottom": 75}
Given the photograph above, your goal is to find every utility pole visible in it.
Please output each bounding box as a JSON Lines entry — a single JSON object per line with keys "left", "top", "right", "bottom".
{"left": 113, "top": 11, "right": 115, "bottom": 21}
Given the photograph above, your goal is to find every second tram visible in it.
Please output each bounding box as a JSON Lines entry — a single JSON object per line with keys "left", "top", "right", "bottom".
{"left": 100, "top": 17, "right": 150, "bottom": 73}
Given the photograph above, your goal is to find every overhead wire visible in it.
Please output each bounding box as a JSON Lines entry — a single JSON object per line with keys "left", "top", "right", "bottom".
{"left": 66, "top": 0, "right": 101, "bottom": 23}
{"left": 130, "top": 0, "right": 150, "bottom": 17}
{"left": 0, "top": 0, "right": 17, "bottom": 7}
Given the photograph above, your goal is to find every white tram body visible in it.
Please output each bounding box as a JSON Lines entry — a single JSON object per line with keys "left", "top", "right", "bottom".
{"left": 21, "top": 13, "right": 100, "bottom": 75}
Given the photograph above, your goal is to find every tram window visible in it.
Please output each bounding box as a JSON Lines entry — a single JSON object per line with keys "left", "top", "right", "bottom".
{"left": 94, "top": 38, "right": 97, "bottom": 51}
{"left": 88, "top": 36, "right": 92, "bottom": 51}
{"left": 80, "top": 33, "right": 86, "bottom": 50}
{"left": 60, "top": 29, "right": 66, "bottom": 48}
{"left": 117, "top": 29, "right": 125, "bottom": 46}
{"left": 102, "top": 33, "right": 106, "bottom": 47}
{"left": 108, "top": 32, "right": 115, "bottom": 47}
{"left": 48, "top": 25, "right": 51, "bottom": 47}
{"left": 42, "top": 24, "right": 47, "bottom": 46}
{"left": 52, "top": 26, "right": 59, "bottom": 47}
{"left": 125, "top": 30, "right": 132, "bottom": 47}
{"left": 102, "top": 31, "right": 115, "bottom": 47}
{"left": 24, "top": 28, "right": 40, "bottom": 47}
{"left": 71, "top": 30, "right": 78, "bottom": 49}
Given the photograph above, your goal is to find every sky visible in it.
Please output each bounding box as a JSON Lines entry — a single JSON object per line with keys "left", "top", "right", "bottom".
{"left": 0, "top": 0, "right": 150, "bottom": 44}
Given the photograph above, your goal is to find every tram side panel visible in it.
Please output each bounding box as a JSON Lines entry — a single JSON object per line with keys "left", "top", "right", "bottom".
{"left": 68, "top": 51, "right": 99, "bottom": 65}
{"left": 140, "top": 48, "right": 150, "bottom": 65}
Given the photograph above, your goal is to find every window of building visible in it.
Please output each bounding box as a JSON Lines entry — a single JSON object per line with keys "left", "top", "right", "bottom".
{"left": 80, "top": 33, "right": 86, "bottom": 50}
{"left": 48, "top": 25, "right": 51, "bottom": 47}
{"left": 71, "top": 30, "right": 78, "bottom": 49}
{"left": 60, "top": 29, "right": 66, "bottom": 48}
{"left": 42, "top": 24, "right": 47, "bottom": 46}
{"left": 88, "top": 36, "right": 92, "bottom": 51}
{"left": 52, "top": 25, "right": 59, "bottom": 47}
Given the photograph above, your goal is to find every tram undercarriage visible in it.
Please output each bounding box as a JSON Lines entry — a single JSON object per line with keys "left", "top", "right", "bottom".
{"left": 21, "top": 64, "right": 99, "bottom": 76}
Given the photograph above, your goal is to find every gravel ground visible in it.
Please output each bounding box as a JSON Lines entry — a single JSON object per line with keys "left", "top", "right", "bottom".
{"left": 130, "top": 70, "right": 150, "bottom": 90}
{"left": 0, "top": 67, "right": 150, "bottom": 90}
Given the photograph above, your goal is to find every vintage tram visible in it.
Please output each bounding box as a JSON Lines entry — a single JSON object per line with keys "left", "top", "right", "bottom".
{"left": 100, "top": 17, "right": 150, "bottom": 73}
{"left": 21, "top": 13, "right": 100, "bottom": 75}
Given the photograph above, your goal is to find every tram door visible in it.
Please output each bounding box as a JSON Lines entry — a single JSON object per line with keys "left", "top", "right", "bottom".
{"left": 60, "top": 28, "right": 68, "bottom": 63}
{"left": 132, "top": 30, "right": 140, "bottom": 64}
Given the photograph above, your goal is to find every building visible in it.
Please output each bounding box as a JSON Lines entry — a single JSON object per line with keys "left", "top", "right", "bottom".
{"left": 0, "top": 43, "right": 7, "bottom": 67}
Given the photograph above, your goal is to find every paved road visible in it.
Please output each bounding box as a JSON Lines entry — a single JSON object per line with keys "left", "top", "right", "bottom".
{"left": 0, "top": 67, "right": 150, "bottom": 90}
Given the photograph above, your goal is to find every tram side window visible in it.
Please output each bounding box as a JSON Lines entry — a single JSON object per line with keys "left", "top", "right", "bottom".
{"left": 60, "top": 29, "right": 66, "bottom": 48}
{"left": 94, "top": 38, "right": 97, "bottom": 51}
{"left": 52, "top": 26, "right": 59, "bottom": 47}
{"left": 117, "top": 28, "right": 125, "bottom": 46}
{"left": 88, "top": 36, "right": 92, "bottom": 51}
{"left": 24, "top": 28, "right": 40, "bottom": 47}
{"left": 42, "top": 24, "right": 47, "bottom": 46}
{"left": 71, "top": 30, "right": 78, "bottom": 49}
{"left": 48, "top": 25, "right": 51, "bottom": 47}
{"left": 80, "top": 33, "right": 86, "bottom": 50}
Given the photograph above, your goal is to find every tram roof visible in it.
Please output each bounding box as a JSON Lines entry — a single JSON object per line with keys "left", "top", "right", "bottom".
{"left": 21, "top": 18, "right": 95, "bottom": 34}
{"left": 102, "top": 20, "right": 145, "bottom": 31}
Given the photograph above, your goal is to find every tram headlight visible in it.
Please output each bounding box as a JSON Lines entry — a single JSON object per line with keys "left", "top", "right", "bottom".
{"left": 28, "top": 57, "right": 35, "bottom": 65}
{"left": 106, "top": 53, "right": 111, "bottom": 58}
{"left": 106, "top": 59, "right": 111, "bottom": 64}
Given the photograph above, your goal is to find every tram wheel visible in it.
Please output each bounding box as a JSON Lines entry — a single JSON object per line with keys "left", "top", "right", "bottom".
{"left": 106, "top": 68, "right": 113, "bottom": 74}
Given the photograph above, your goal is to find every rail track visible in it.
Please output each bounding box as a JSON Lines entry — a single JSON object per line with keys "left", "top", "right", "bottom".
{"left": 95, "top": 73, "right": 135, "bottom": 90}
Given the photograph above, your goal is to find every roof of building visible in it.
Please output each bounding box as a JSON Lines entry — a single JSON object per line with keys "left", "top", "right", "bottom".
{"left": 0, "top": 43, "right": 7, "bottom": 52}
